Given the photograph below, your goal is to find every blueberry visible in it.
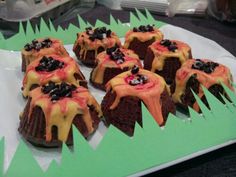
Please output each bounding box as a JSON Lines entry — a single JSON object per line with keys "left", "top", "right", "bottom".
{"left": 131, "top": 65, "right": 139, "bottom": 75}
{"left": 35, "top": 42, "right": 42, "bottom": 51}
{"left": 140, "top": 75, "right": 148, "bottom": 82}
{"left": 35, "top": 65, "right": 44, "bottom": 71}
{"left": 106, "top": 46, "right": 117, "bottom": 55}
{"left": 43, "top": 38, "right": 51, "bottom": 43}
{"left": 160, "top": 39, "right": 171, "bottom": 46}
{"left": 168, "top": 44, "right": 178, "bottom": 52}
{"left": 133, "top": 27, "right": 138, "bottom": 32}
{"left": 106, "top": 29, "right": 111, "bottom": 37}
{"left": 192, "top": 61, "right": 204, "bottom": 70}
{"left": 147, "top": 24, "right": 154, "bottom": 31}
{"left": 24, "top": 43, "right": 32, "bottom": 51}
{"left": 32, "top": 39, "right": 38, "bottom": 44}
{"left": 97, "top": 33, "right": 104, "bottom": 40}
{"left": 65, "top": 92, "right": 72, "bottom": 97}
{"left": 71, "top": 85, "right": 77, "bottom": 91}
{"left": 116, "top": 59, "right": 124, "bottom": 64}
{"left": 165, "top": 78, "right": 173, "bottom": 85}
{"left": 129, "top": 79, "right": 140, "bottom": 86}
{"left": 100, "top": 27, "right": 107, "bottom": 33}
{"left": 51, "top": 94, "right": 60, "bottom": 101}
{"left": 203, "top": 67, "right": 213, "bottom": 73}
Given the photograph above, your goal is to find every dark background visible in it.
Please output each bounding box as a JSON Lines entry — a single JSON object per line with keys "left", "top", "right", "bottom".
{"left": 1, "top": 3, "right": 236, "bottom": 177}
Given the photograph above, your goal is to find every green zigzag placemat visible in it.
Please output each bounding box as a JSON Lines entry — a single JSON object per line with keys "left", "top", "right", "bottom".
{"left": 0, "top": 9, "right": 236, "bottom": 177}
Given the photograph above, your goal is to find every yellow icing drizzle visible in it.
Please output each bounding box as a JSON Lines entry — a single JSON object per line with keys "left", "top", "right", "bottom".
{"left": 21, "top": 38, "right": 69, "bottom": 68}
{"left": 22, "top": 54, "right": 85, "bottom": 97}
{"left": 106, "top": 69, "right": 169, "bottom": 125}
{"left": 28, "top": 86, "right": 102, "bottom": 142}
{"left": 91, "top": 48, "right": 142, "bottom": 84}
{"left": 123, "top": 28, "right": 163, "bottom": 49}
{"left": 149, "top": 40, "right": 191, "bottom": 72}
{"left": 172, "top": 59, "right": 234, "bottom": 112}
{"left": 73, "top": 31, "right": 121, "bottom": 61}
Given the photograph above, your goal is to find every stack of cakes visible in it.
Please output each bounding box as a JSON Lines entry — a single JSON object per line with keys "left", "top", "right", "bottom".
{"left": 19, "top": 37, "right": 102, "bottom": 147}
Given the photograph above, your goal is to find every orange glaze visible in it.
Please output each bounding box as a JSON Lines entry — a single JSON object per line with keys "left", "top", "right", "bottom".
{"left": 148, "top": 40, "right": 191, "bottom": 72}
{"left": 123, "top": 28, "right": 163, "bottom": 49}
{"left": 173, "top": 59, "right": 234, "bottom": 112}
{"left": 91, "top": 48, "right": 142, "bottom": 84}
{"left": 22, "top": 38, "right": 69, "bottom": 68}
{"left": 106, "top": 69, "right": 169, "bottom": 125}
{"left": 27, "top": 86, "right": 102, "bottom": 142}
{"left": 73, "top": 30, "right": 121, "bottom": 61}
{"left": 22, "top": 54, "right": 85, "bottom": 97}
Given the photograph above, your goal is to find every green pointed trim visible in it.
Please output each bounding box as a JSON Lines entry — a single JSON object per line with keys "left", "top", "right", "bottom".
{"left": 1, "top": 9, "right": 236, "bottom": 177}
{"left": 5, "top": 140, "right": 44, "bottom": 177}
{"left": 0, "top": 9, "right": 166, "bottom": 51}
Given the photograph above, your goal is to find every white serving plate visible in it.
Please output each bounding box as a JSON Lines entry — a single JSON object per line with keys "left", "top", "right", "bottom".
{"left": 0, "top": 24, "right": 235, "bottom": 174}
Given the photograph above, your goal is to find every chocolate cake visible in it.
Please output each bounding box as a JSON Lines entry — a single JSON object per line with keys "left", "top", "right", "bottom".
{"left": 123, "top": 25, "right": 163, "bottom": 59}
{"left": 90, "top": 46, "right": 142, "bottom": 91}
{"left": 144, "top": 39, "right": 192, "bottom": 93}
{"left": 73, "top": 27, "right": 121, "bottom": 67}
{"left": 22, "top": 54, "right": 87, "bottom": 98}
{"left": 101, "top": 66, "right": 176, "bottom": 136}
{"left": 19, "top": 82, "right": 102, "bottom": 147}
{"left": 172, "top": 59, "right": 234, "bottom": 112}
{"left": 21, "top": 38, "right": 69, "bottom": 72}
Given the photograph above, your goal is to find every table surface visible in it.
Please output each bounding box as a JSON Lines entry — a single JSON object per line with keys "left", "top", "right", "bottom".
{"left": 1, "top": 3, "right": 236, "bottom": 177}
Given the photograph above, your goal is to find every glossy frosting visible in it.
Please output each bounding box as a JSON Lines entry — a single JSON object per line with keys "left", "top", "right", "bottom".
{"left": 25, "top": 86, "right": 102, "bottom": 142}
{"left": 73, "top": 30, "right": 121, "bottom": 61}
{"left": 22, "top": 38, "right": 68, "bottom": 68}
{"left": 123, "top": 27, "right": 163, "bottom": 48}
{"left": 91, "top": 48, "right": 142, "bottom": 84}
{"left": 149, "top": 40, "right": 191, "bottom": 72}
{"left": 22, "top": 54, "right": 85, "bottom": 97}
{"left": 106, "top": 69, "right": 169, "bottom": 125}
{"left": 173, "top": 59, "right": 234, "bottom": 111}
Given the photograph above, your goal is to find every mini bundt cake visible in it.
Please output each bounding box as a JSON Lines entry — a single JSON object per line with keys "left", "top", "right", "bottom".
{"left": 144, "top": 39, "right": 192, "bottom": 93}
{"left": 172, "top": 59, "right": 234, "bottom": 112}
{"left": 73, "top": 27, "right": 121, "bottom": 67}
{"left": 21, "top": 38, "right": 69, "bottom": 72}
{"left": 101, "top": 65, "right": 176, "bottom": 136}
{"left": 19, "top": 82, "right": 102, "bottom": 147}
{"left": 22, "top": 55, "right": 87, "bottom": 98}
{"left": 90, "top": 46, "right": 142, "bottom": 91}
{"left": 123, "top": 25, "right": 163, "bottom": 59}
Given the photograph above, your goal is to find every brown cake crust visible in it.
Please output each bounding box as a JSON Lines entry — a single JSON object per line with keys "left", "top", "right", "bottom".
{"left": 19, "top": 99, "right": 100, "bottom": 147}
{"left": 22, "top": 55, "right": 88, "bottom": 98}
{"left": 179, "top": 76, "right": 228, "bottom": 111}
{"left": 145, "top": 47, "right": 181, "bottom": 93}
{"left": 89, "top": 48, "right": 142, "bottom": 91}
{"left": 127, "top": 38, "right": 155, "bottom": 59}
{"left": 101, "top": 68, "right": 176, "bottom": 136}
{"left": 73, "top": 45, "right": 105, "bottom": 67}
{"left": 19, "top": 84, "right": 102, "bottom": 147}
{"left": 101, "top": 91, "right": 142, "bottom": 136}
{"left": 124, "top": 27, "right": 163, "bottom": 60}
{"left": 73, "top": 28, "right": 121, "bottom": 67}
{"left": 90, "top": 67, "right": 130, "bottom": 91}
{"left": 102, "top": 88, "right": 175, "bottom": 136}
{"left": 173, "top": 59, "right": 234, "bottom": 112}
{"left": 21, "top": 38, "right": 69, "bottom": 72}
{"left": 144, "top": 40, "right": 192, "bottom": 93}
